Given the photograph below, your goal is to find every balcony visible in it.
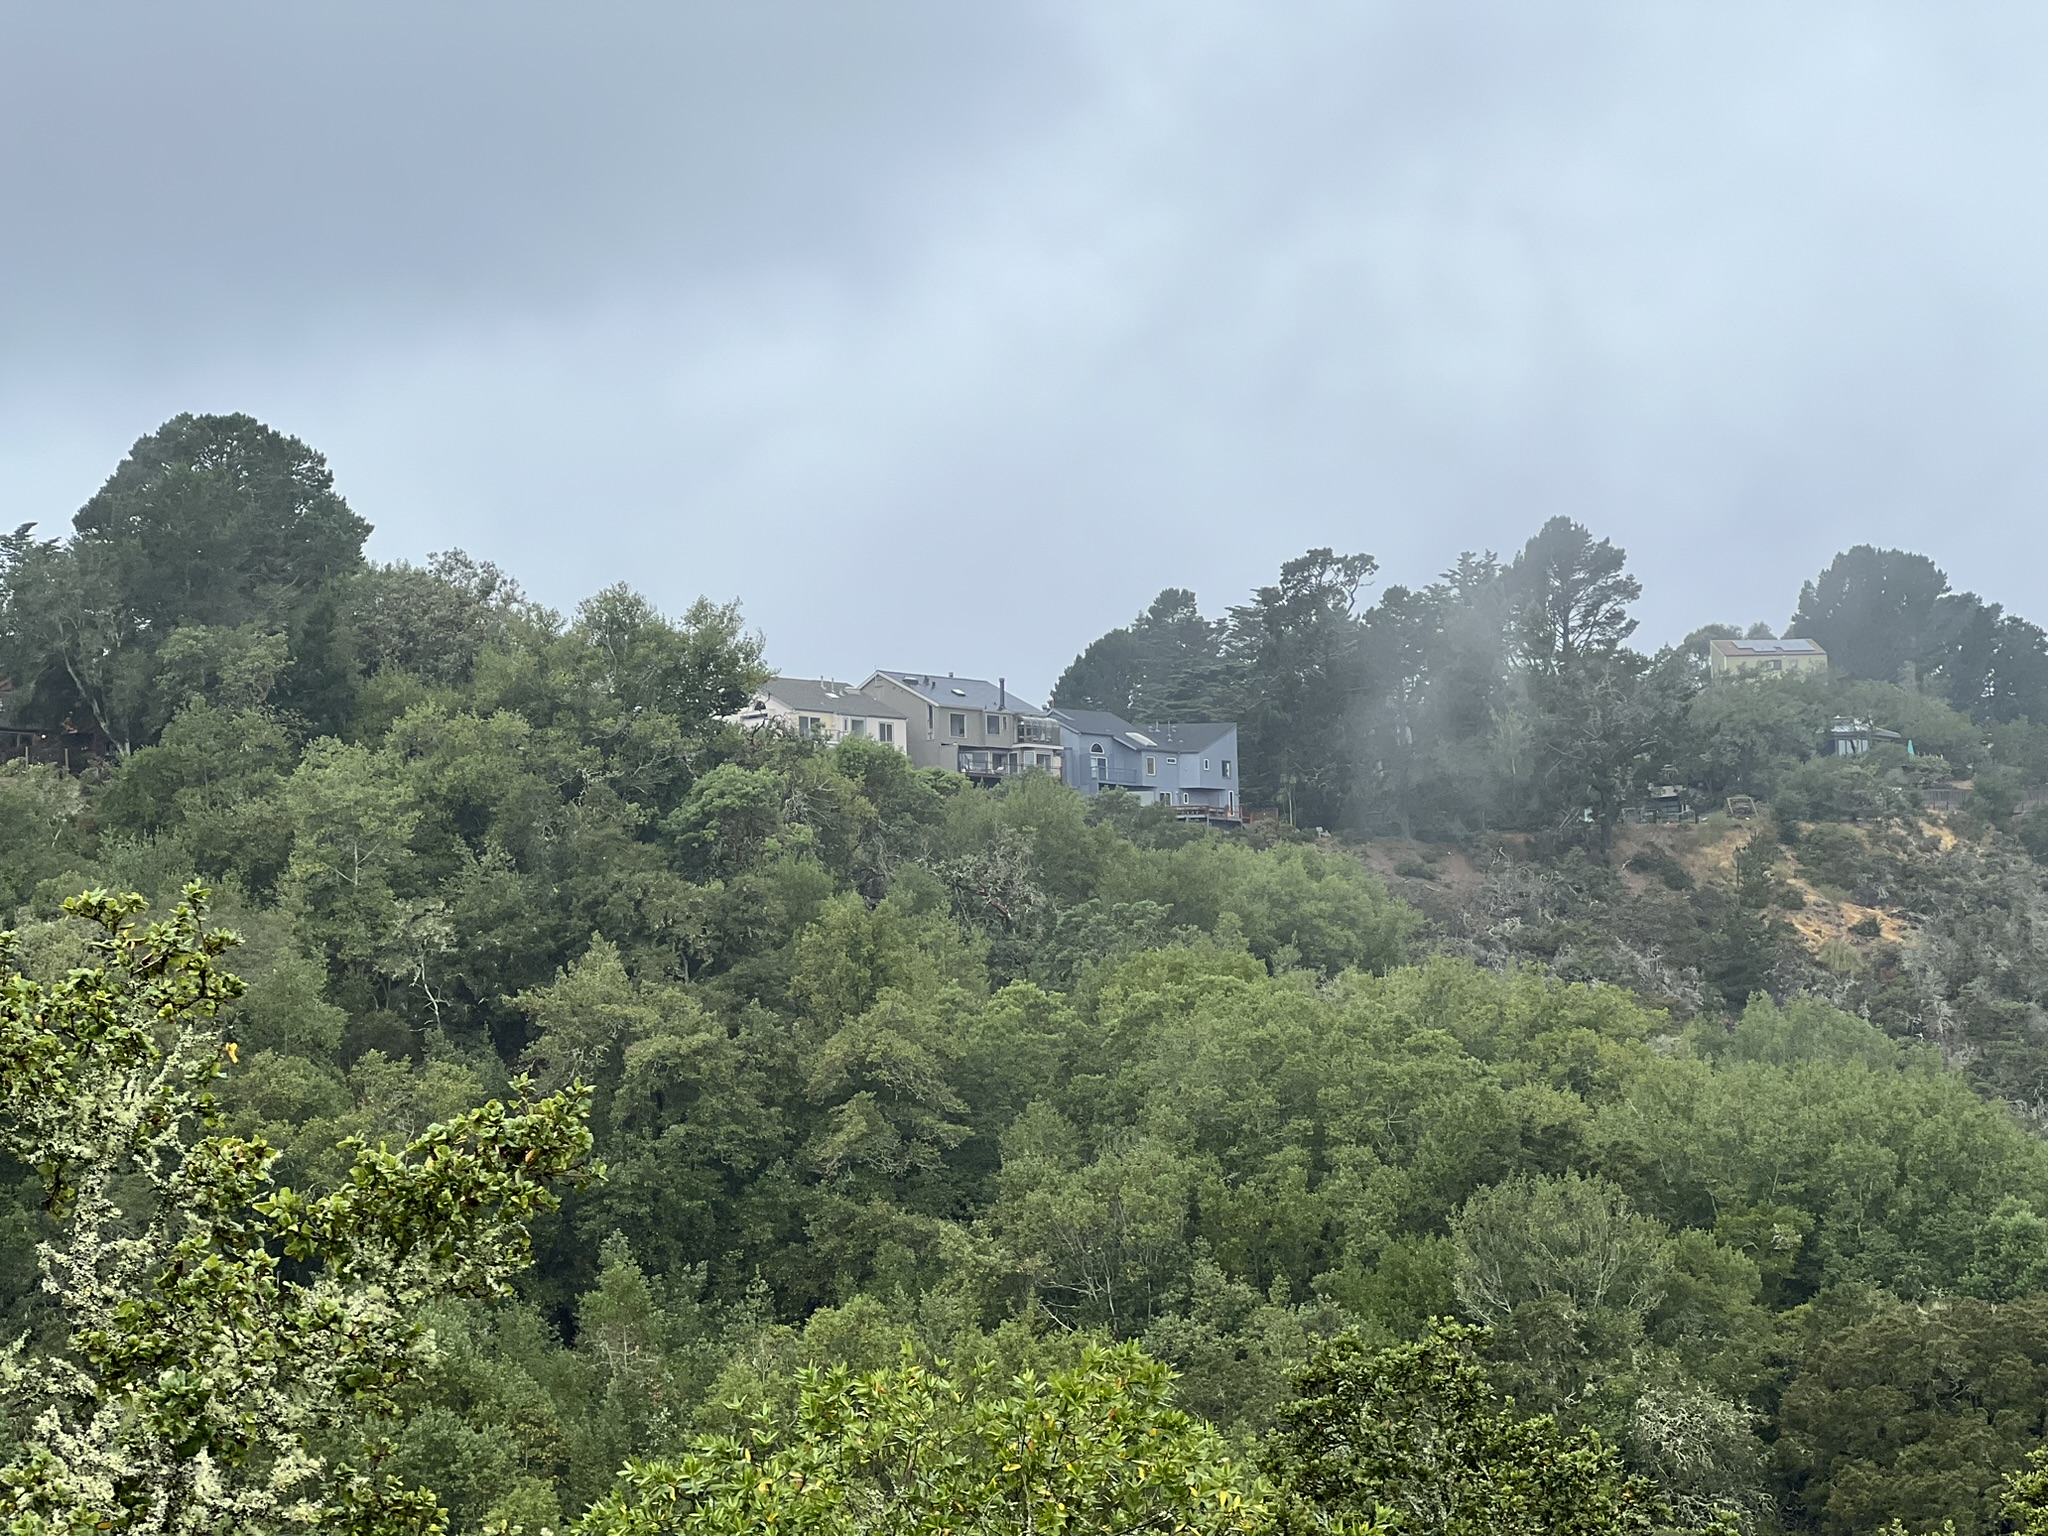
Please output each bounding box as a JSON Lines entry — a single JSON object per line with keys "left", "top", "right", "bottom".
{"left": 958, "top": 749, "right": 1060, "bottom": 778}
{"left": 1014, "top": 717, "right": 1062, "bottom": 745}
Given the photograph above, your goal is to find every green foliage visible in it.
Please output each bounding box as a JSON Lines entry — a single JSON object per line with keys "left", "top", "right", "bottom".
{"left": 2, "top": 414, "right": 370, "bottom": 748}
{"left": 1778, "top": 1297, "right": 2048, "bottom": 1536}
{"left": 1509, "top": 518, "right": 1642, "bottom": 673}
{"left": 1452, "top": 1174, "right": 1671, "bottom": 1414}
{"left": 0, "top": 766, "right": 86, "bottom": 910}
{"left": 1262, "top": 1320, "right": 1667, "bottom": 1536}
{"left": 1790, "top": 547, "right": 1957, "bottom": 689}
{"left": 0, "top": 885, "right": 593, "bottom": 1535}
{"left": 574, "top": 1344, "right": 1264, "bottom": 1536}
{"left": 1051, "top": 588, "right": 1232, "bottom": 724}
{"left": 1224, "top": 549, "right": 1378, "bottom": 829}
{"left": 1789, "top": 546, "right": 2048, "bottom": 724}
{"left": 19, "top": 425, "right": 2048, "bottom": 1533}
{"left": 1772, "top": 758, "right": 1904, "bottom": 825}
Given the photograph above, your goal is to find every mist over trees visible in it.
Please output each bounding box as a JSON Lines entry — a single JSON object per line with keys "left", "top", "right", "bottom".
{"left": 1054, "top": 526, "right": 2048, "bottom": 847}
{"left": 14, "top": 416, "right": 2048, "bottom": 1533}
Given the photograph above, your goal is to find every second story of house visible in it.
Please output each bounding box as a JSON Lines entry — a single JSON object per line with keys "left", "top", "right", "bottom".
{"left": 1710, "top": 637, "right": 1827, "bottom": 680}
{"left": 1144, "top": 722, "right": 1239, "bottom": 804}
{"left": 1051, "top": 709, "right": 1150, "bottom": 791}
{"left": 731, "top": 677, "right": 908, "bottom": 751}
{"left": 859, "top": 671, "right": 1064, "bottom": 781}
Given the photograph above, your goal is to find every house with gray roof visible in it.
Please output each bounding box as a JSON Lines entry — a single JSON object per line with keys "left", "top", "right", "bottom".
{"left": 1709, "top": 637, "right": 1827, "bottom": 680}
{"left": 1052, "top": 709, "right": 1241, "bottom": 822}
{"left": 731, "top": 678, "right": 908, "bottom": 752}
{"left": 859, "top": 671, "right": 1064, "bottom": 783}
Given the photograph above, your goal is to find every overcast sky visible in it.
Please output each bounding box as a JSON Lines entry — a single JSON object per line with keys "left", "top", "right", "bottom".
{"left": 4, "top": 3, "right": 2045, "bottom": 701}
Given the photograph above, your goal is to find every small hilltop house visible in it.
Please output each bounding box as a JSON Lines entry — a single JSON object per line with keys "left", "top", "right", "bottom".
{"left": 1051, "top": 709, "right": 1242, "bottom": 822}
{"left": 1709, "top": 637, "right": 1828, "bottom": 680}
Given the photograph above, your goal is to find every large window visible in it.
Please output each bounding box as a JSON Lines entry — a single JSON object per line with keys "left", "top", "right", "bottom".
{"left": 987, "top": 714, "right": 1003, "bottom": 734}
{"left": 848, "top": 719, "right": 867, "bottom": 737}
{"left": 879, "top": 722, "right": 895, "bottom": 744}
{"left": 1145, "top": 755, "right": 1157, "bottom": 776}
{"left": 950, "top": 713, "right": 967, "bottom": 737}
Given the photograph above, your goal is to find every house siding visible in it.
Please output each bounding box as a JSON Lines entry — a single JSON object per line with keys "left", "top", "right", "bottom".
{"left": 859, "top": 672, "right": 1064, "bottom": 781}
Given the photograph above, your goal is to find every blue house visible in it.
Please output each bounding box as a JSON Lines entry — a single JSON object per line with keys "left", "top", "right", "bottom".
{"left": 1051, "top": 709, "right": 1242, "bottom": 823}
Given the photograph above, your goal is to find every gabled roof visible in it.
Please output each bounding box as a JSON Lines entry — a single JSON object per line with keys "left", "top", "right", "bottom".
{"left": 865, "top": 671, "right": 1046, "bottom": 715}
{"left": 1139, "top": 721, "right": 1236, "bottom": 753}
{"left": 1049, "top": 708, "right": 1142, "bottom": 742}
{"left": 1049, "top": 709, "right": 1236, "bottom": 755}
{"left": 1710, "top": 637, "right": 1826, "bottom": 659}
{"left": 1050, "top": 708, "right": 1161, "bottom": 753}
{"left": 753, "top": 677, "right": 901, "bottom": 717}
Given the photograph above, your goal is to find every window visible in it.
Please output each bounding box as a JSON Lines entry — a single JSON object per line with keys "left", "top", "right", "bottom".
{"left": 1202, "top": 758, "right": 1210, "bottom": 770}
{"left": 1179, "top": 792, "right": 1189, "bottom": 805}
{"left": 987, "top": 714, "right": 1003, "bottom": 734}
{"left": 950, "top": 712, "right": 967, "bottom": 737}
{"left": 1166, "top": 756, "right": 1177, "bottom": 765}
{"left": 879, "top": 722, "right": 895, "bottom": 744}
{"left": 1091, "top": 757, "right": 1106, "bottom": 780}
{"left": 848, "top": 719, "right": 867, "bottom": 737}
{"left": 927, "top": 704, "right": 935, "bottom": 738}
{"left": 1145, "top": 755, "right": 1157, "bottom": 776}
{"left": 1222, "top": 759, "right": 1232, "bottom": 778}
{"left": 1035, "top": 753, "right": 1051, "bottom": 768}
{"left": 1158, "top": 792, "right": 1171, "bottom": 805}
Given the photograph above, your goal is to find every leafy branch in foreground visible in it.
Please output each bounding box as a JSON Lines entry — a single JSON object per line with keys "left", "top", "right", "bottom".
{"left": 573, "top": 1342, "right": 1264, "bottom": 1536}
{"left": 0, "top": 884, "right": 595, "bottom": 1536}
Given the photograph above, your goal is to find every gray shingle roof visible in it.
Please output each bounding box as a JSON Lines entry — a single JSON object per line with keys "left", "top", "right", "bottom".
{"left": 1139, "top": 721, "right": 1235, "bottom": 753}
{"left": 1049, "top": 708, "right": 1136, "bottom": 737}
{"left": 756, "top": 678, "right": 901, "bottom": 716}
{"left": 866, "top": 672, "right": 1046, "bottom": 715}
{"left": 1049, "top": 709, "right": 1236, "bottom": 755}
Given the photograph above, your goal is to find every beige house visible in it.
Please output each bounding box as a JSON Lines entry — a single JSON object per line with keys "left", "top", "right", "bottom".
{"left": 1709, "top": 637, "right": 1827, "bottom": 680}
{"left": 859, "top": 671, "right": 1064, "bottom": 783}
{"left": 731, "top": 678, "right": 907, "bottom": 752}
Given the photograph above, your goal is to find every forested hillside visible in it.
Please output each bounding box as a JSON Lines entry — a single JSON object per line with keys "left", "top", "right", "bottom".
{"left": 11, "top": 415, "right": 2048, "bottom": 1534}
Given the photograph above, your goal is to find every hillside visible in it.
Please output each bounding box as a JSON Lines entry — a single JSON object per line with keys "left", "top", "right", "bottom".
{"left": 11, "top": 416, "right": 2048, "bottom": 1534}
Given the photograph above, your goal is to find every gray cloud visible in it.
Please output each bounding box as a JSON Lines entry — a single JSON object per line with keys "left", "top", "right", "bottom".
{"left": 5, "top": 2, "right": 2046, "bottom": 698}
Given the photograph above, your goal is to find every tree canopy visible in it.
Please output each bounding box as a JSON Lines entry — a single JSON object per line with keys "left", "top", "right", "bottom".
{"left": 10, "top": 416, "right": 2048, "bottom": 1534}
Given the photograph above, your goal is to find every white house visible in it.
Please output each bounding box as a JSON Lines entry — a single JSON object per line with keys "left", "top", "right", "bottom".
{"left": 730, "top": 678, "right": 908, "bottom": 752}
